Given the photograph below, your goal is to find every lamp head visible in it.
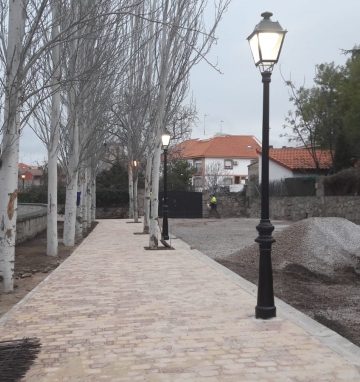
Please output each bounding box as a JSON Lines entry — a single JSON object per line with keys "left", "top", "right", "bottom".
{"left": 161, "top": 130, "right": 171, "bottom": 149}
{"left": 247, "top": 12, "right": 287, "bottom": 72}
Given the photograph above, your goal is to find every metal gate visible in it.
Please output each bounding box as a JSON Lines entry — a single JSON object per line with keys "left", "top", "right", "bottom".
{"left": 158, "top": 191, "right": 203, "bottom": 218}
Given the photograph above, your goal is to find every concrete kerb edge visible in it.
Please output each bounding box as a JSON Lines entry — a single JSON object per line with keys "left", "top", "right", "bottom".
{"left": 172, "top": 234, "right": 360, "bottom": 368}
{"left": 0, "top": 221, "right": 103, "bottom": 328}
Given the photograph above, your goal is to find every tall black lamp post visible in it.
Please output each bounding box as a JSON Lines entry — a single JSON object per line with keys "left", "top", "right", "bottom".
{"left": 21, "top": 174, "right": 25, "bottom": 191}
{"left": 161, "top": 130, "right": 171, "bottom": 240}
{"left": 247, "top": 12, "right": 287, "bottom": 319}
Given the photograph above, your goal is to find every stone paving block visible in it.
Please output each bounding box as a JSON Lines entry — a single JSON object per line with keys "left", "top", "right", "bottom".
{"left": 0, "top": 220, "right": 359, "bottom": 381}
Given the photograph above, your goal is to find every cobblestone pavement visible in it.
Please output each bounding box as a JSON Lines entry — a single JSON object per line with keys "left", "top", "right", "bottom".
{"left": 1, "top": 220, "right": 360, "bottom": 381}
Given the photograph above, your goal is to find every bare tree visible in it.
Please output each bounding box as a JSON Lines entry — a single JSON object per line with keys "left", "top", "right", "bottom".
{"left": 204, "top": 161, "right": 230, "bottom": 194}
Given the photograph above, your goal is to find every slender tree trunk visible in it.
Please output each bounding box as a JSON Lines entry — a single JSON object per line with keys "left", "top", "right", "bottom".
{"left": 0, "top": 0, "right": 26, "bottom": 292}
{"left": 47, "top": 1, "right": 61, "bottom": 256}
{"left": 86, "top": 164, "right": 92, "bottom": 228}
{"left": 81, "top": 168, "right": 88, "bottom": 233}
{"left": 91, "top": 173, "right": 96, "bottom": 222}
{"left": 143, "top": 151, "right": 153, "bottom": 233}
{"left": 64, "top": 115, "right": 79, "bottom": 246}
{"left": 149, "top": 137, "right": 162, "bottom": 248}
{"left": 128, "top": 164, "right": 134, "bottom": 218}
{"left": 134, "top": 176, "right": 138, "bottom": 222}
{"left": 75, "top": 175, "right": 83, "bottom": 239}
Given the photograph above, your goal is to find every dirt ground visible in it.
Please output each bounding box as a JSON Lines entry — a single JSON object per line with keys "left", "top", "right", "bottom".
{"left": 218, "top": 259, "right": 360, "bottom": 347}
{"left": 0, "top": 221, "right": 97, "bottom": 318}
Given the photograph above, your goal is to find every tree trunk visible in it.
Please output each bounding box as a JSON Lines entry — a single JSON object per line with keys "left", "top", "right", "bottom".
{"left": 86, "top": 164, "right": 92, "bottom": 228}
{"left": 134, "top": 177, "right": 138, "bottom": 222}
{"left": 128, "top": 164, "right": 134, "bottom": 218}
{"left": 143, "top": 151, "right": 153, "bottom": 233}
{"left": 64, "top": 115, "right": 79, "bottom": 246}
{"left": 91, "top": 174, "right": 96, "bottom": 222}
{"left": 149, "top": 138, "right": 162, "bottom": 248}
{"left": 47, "top": 1, "right": 61, "bottom": 257}
{"left": 75, "top": 175, "right": 83, "bottom": 239}
{"left": 81, "top": 168, "right": 88, "bottom": 233}
{"left": 0, "top": 0, "right": 26, "bottom": 292}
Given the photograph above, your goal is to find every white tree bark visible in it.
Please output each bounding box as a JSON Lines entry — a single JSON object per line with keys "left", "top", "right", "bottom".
{"left": 0, "top": 0, "right": 26, "bottom": 292}
{"left": 149, "top": 137, "right": 162, "bottom": 248}
{"left": 91, "top": 169, "right": 96, "bottom": 222}
{"left": 47, "top": 0, "right": 61, "bottom": 257}
{"left": 75, "top": 175, "right": 83, "bottom": 239}
{"left": 86, "top": 164, "right": 92, "bottom": 228}
{"left": 133, "top": 176, "right": 138, "bottom": 222}
{"left": 64, "top": 113, "right": 79, "bottom": 246}
{"left": 128, "top": 164, "right": 134, "bottom": 218}
{"left": 81, "top": 168, "right": 88, "bottom": 232}
{"left": 143, "top": 149, "right": 153, "bottom": 233}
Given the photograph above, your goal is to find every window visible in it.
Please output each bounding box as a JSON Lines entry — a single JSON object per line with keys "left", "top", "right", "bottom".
{"left": 223, "top": 177, "right": 232, "bottom": 186}
{"left": 193, "top": 176, "right": 202, "bottom": 188}
{"left": 224, "top": 159, "right": 233, "bottom": 169}
{"left": 234, "top": 176, "right": 240, "bottom": 184}
{"left": 194, "top": 161, "right": 202, "bottom": 173}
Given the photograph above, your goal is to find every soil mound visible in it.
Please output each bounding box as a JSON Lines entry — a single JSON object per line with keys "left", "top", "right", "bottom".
{"left": 226, "top": 217, "right": 360, "bottom": 276}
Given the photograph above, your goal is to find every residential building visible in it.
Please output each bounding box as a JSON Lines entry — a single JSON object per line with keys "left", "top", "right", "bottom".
{"left": 256, "top": 147, "right": 332, "bottom": 182}
{"left": 173, "top": 133, "right": 261, "bottom": 192}
{"left": 18, "top": 163, "right": 44, "bottom": 189}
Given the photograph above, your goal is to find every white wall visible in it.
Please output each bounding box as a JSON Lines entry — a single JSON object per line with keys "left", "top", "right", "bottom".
{"left": 204, "top": 158, "right": 251, "bottom": 177}
{"left": 258, "top": 155, "right": 293, "bottom": 182}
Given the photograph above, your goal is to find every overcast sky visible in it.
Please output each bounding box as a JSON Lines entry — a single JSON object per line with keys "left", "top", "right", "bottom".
{"left": 20, "top": 0, "right": 360, "bottom": 165}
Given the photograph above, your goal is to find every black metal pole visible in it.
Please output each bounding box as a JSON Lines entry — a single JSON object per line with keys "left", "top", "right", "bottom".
{"left": 22, "top": 178, "right": 25, "bottom": 191}
{"left": 255, "top": 71, "right": 276, "bottom": 319}
{"left": 162, "top": 147, "right": 169, "bottom": 240}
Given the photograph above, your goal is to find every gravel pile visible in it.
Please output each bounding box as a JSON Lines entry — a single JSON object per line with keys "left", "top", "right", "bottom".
{"left": 227, "top": 217, "right": 360, "bottom": 276}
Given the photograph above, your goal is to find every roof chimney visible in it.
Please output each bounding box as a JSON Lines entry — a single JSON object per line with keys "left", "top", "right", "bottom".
{"left": 282, "top": 146, "right": 286, "bottom": 148}
{"left": 269, "top": 145, "right": 273, "bottom": 149}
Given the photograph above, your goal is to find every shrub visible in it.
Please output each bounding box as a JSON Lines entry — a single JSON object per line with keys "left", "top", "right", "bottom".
{"left": 324, "top": 167, "right": 360, "bottom": 195}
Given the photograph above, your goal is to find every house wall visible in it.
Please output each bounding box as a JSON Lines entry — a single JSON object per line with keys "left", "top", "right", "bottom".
{"left": 191, "top": 157, "right": 255, "bottom": 191}
{"left": 258, "top": 155, "right": 308, "bottom": 182}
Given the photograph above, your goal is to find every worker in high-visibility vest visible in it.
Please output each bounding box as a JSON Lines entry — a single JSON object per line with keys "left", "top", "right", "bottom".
{"left": 209, "top": 194, "right": 220, "bottom": 218}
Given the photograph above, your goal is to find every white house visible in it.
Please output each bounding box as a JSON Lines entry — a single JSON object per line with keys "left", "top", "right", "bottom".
{"left": 256, "top": 147, "right": 332, "bottom": 182}
{"left": 173, "top": 133, "right": 262, "bottom": 192}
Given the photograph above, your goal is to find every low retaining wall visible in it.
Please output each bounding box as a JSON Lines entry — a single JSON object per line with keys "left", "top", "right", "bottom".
{"left": 17, "top": 203, "right": 47, "bottom": 244}
{"left": 202, "top": 192, "right": 360, "bottom": 224}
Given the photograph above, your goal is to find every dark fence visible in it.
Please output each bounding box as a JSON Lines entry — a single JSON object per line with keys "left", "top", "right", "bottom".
{"left": 158, "top": 191, "right": 202, "bottom": 218}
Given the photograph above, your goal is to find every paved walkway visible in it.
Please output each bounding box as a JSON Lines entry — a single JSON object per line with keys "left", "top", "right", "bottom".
{"left": 1, "top": 220, "right": 360, "bottom": 381}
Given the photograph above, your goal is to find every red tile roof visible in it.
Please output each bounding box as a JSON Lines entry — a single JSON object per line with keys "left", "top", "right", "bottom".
{"left": 257, "top": 148, "right": 333, "bottom": 170}
{"left": 18, "top": 162, "right": 31, "bottom": 169}
{"left": 173, "top": 136, "right": 261, "bottom": 159}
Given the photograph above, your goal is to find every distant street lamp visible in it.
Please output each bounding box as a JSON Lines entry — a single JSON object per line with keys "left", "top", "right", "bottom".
{"left": 161, "top": 130, "right": 171, "bottom": 240}
{"left": 21, "top": 174, "right": 25, "bottom": 191}
{"left": 247, "top": 12, "right": 287, "bottom": 319}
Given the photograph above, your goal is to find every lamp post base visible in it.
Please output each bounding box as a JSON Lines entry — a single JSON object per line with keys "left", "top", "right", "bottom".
{"left": 255, "top": 305, "right": 276, "bottom": 319}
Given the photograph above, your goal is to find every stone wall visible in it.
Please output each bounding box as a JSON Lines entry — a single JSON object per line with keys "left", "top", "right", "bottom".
{"left": 16, "top": 203, "right": 47, "bottom": 243}
{"left": 202, "top": 192, "right": 248, "bottom": 218}
{"left": 206, "top": 193, "right": 360, "bottom": 224}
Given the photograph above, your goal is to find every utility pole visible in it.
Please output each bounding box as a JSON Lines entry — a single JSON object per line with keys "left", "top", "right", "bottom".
{"left": 203, "top": 114, "right": 209, "bottom": 135}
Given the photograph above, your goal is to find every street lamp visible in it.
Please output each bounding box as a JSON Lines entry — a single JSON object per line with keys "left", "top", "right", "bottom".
{"left": 21, "top": 174, "right": 25, "bottom": 191}
{"left": 161, "top": 130, "right": 171, "bottom": 240}
{"left": 247, "top": 12, "right": 287, "bottom": 319}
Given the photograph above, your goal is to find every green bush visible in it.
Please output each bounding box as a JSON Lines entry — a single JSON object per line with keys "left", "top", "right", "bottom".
{"left": 96, "top": 189, "right": 129, "bottom": 207}
{"left": 18, "top": 185, "right": 67, "bottom": 204}
{"left": 324, "top": 167, "right": 360, "bottom": 195}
